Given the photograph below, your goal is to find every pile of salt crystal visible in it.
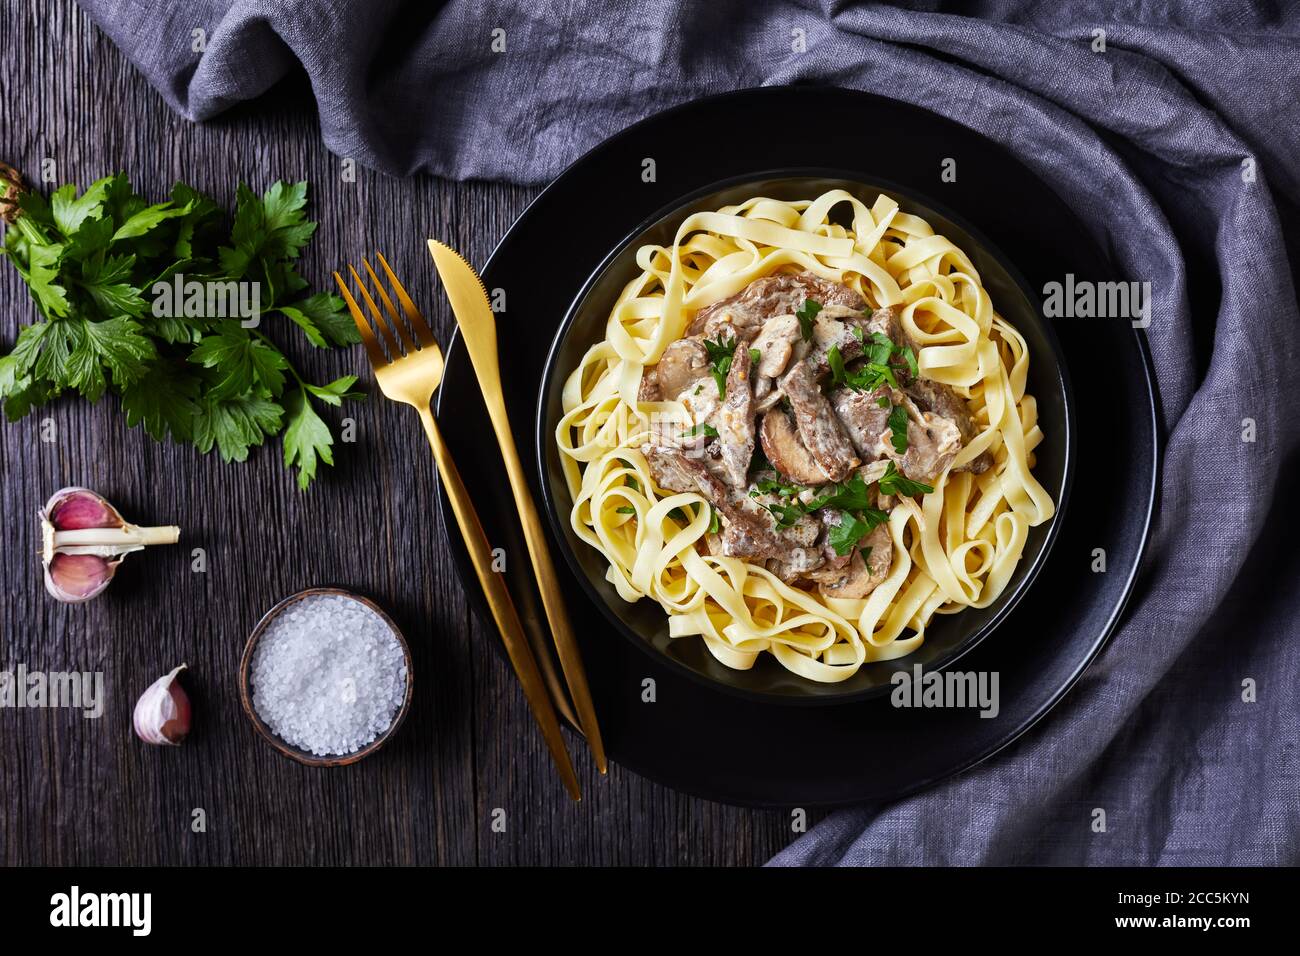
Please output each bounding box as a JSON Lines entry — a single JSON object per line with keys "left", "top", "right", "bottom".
{"left": 250, "top": 593, "right": 408, "bottom": 756}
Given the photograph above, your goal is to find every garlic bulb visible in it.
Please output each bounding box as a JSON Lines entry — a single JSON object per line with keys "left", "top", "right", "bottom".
{"left": 39, "top": 487, "right": 179, "bottom": 602}
{"left": 133, "top": 664, "right": 192, "bottom": 746}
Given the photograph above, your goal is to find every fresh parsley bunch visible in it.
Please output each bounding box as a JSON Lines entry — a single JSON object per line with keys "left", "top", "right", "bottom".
{"left": 0, "top": 172, "right": 362, "bottom": 489}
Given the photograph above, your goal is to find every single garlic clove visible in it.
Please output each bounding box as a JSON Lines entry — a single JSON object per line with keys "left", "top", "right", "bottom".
{"left": 46, "top": 487, "right": 124, "bottom": 530}
{"left": 44, "top": 552, "right": 120, "bottom": 603}
{"left": 133, "top": 664, "right": 192, "bottom": 746}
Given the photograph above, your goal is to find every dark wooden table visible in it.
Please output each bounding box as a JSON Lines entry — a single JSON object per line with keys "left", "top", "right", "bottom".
{"left": 0, "top": 0, "right": 804, "bottom": 865}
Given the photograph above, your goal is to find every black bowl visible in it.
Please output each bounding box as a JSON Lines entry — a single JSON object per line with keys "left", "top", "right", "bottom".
{"left": 537, "top": 171, "right": 1075, "bottom": 704}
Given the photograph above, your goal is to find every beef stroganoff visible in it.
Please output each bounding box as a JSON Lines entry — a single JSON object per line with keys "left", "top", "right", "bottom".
{"left": 555, "top": 190, "right": 1055, "bottom": 682}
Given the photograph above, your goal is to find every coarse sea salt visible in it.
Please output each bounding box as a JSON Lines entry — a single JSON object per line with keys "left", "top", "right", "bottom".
{"left": 250, "top": 593, "right": 408, "bottom": 757}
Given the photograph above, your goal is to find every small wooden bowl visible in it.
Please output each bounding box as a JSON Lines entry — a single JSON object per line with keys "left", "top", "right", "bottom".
{"left": 238, "top": 587, "right": 414, "bottom": 767}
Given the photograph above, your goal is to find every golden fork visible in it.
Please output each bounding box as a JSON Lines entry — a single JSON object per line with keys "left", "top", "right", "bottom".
{"left": 427, "top": 240, "right": 608, "bottom": 774}
{"left": 334, "top": 254, "right": 581, "bottom": 801}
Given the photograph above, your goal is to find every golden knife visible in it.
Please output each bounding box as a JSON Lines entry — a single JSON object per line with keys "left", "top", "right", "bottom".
{"left": 427, "top": 239, "right": 608, "bottom": 774}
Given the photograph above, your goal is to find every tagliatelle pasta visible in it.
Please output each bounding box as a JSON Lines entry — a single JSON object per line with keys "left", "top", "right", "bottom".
{"left": 555, "top": 190, "right": 1055, "bottom": 682}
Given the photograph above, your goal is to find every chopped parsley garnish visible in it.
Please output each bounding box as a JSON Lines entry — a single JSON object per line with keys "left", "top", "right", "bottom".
{"left": 827, "top": 501, "right": 890, "bottom": 555}
{"left": 708, "top": 506, "right": 721, "bottom": 534}
{"left": 754, "top": 476, "right": 804, "bottom": 498}
{"left": 755, "top": 472, "right": 888, "bottom": 535}
{"left": 878, "top": 461, "right": 933, "bottom": 497}
{"left": 669, "top": 507, "right": 690, "bottom": 524}
{"left": 703, "top": 335, "right": 737, "bottom": 397}
{"left": 615, "top": 506, "right": 635, "bottom": 514}
{"left": 764, "top": 500, "right": 807, "bottom": 529}
{"left": 860, "top": 546, "right": 873, "bottom": 562}
{"left": 749, "top": 347, "right": 761, "bottom": 363}
{"left": 795, "top": 298, "right": 822, "bottom": 341}
{"left": 826, "top": 343, "right": 899, "bottom": 393}
{"left": 901, "top": 346, "right": 919, "bottom": 378}
{"left": 625, "top": 475, "right": 639, "bottom": 492}
{"left": 876, "top": 395, "right": 890, "bottom": 408}
{"left": 804, "top": 473, "right": 873, "bottom": 513}
{"left": 828, "top": 513, "right": 870, "bottom": 556}
{"left": 851, "top": 325, "right": 865, "bottom": 343}
{"left": 887, "top": 404, "right": 909, "bottom": 454}
{"left": 684, "top": 422, "right": 719, "bottom": 439}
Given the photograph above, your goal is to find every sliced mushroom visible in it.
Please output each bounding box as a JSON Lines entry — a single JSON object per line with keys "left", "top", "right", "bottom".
{"left": 759, "top": 408, "right": 831, "bottom": 485}
{"left": 904, "top": 376, "right": 992, "bottom": 474}
{"left": 750, "top": 314, "right": 803, "bottom": 379}
{"left": 815, "top": 523, "right": 892, "bottom": 599}
{"left": 656, "top": 338, "right": 711, "bottom": 397}
{"left": 878, "top": 397, "right": 962, "bottom": 484}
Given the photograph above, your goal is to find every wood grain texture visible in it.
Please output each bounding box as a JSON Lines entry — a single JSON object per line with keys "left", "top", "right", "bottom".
{"left": 0, "top": 0, "right": 811, "bottom": 865}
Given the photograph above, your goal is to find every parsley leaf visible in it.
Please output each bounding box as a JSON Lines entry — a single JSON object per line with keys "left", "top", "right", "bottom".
{"left": 795, "top": 298, "right": 821, "bottom": 341}
{"left": 828, "top": 513, "right": 869, "bottom": 556}
{"left": 708, "top": 506, "right": 721, "bottom": 534}
{"left": 754, "top": 476, "right": 804, "bottom": 498}
{"left": 193, "top": 392, "right": 283, "bottom": 462}
{"left": 826, "top": 340, "right": 902, "bottom": 394}
{"left": 702, "top": 336, "right": 736, "bottom": 397}
{"left": 684, "top": 422, "right": 719, "bottom": 438}
{"left": 901, "top": 346, "right": 918, "bottom": 378}
{"left": 805, "top": 473, "right": 874, "bottom": 513}
{"left": 188, "top": 328, "right": 288, "bottom": 400}
{"left": 764, "top": 500, "right": 807, "bottom": 529}
{"left": 879, "top": 461, "right": 933, "bottom": 497}
{"left": 887, "top": 403, "right": 909, "bottom": 454}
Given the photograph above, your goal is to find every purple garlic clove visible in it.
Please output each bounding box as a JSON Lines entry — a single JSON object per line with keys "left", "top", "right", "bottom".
{"left": 133, "top": 664, "right": 192, "bottom": 746}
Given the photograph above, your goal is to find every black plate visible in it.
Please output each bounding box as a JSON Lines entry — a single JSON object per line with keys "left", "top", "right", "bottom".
{"left": 435, "top": 87, "right": 1158, "bottom": 807}
{"left": 536, "top": 171, "right": 1076, "bottom": 704}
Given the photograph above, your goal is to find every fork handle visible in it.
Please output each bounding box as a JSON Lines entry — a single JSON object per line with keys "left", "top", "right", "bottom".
{"left": 416, "top": 405, "right": 582, "bottom": 802}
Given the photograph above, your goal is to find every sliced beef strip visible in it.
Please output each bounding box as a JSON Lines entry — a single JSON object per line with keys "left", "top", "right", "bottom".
{"left": 714, "top": 346, "right": 756, "bottom": 489}
{"left": 641, "top": 443, "right": 731, "bottom": 500}
{"left": 830, "top": 385, "right": 893, "bottom": 463}
{"left": 781, "top": 358, "right": 860, "bottom": 482}
{"left": 640, "top": 443, "right": 820, "bottom": 567}
{"left": 903, "top": 377, "right": 993, "bottom": 474}
{"left": 687, "top": 271, "right": 865, "bottom": 340}
{"left": 759, "top": 408, "right": 832, "bottom": 485}
{"left": 865, "top": 305, "right": 909, "bottom": 352}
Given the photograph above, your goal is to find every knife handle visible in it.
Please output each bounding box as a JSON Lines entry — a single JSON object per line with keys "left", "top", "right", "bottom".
{"left": 476, "top": 388, "right": 609, "bottom": 774}
{"left": 418, "top": 405, "right": 582, "bottom": 801}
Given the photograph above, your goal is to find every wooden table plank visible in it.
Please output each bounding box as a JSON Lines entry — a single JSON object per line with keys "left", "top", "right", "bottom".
{"left": 0, "top": 0, "right": 807, "bottom": 865}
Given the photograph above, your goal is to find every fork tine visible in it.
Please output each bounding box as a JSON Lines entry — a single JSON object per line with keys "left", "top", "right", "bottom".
{"left": 348, "top": 264, "right": 404, "bottom": 358}
{"left": 376, "top": 251, "right": 437, "bottom": 346}
{"left": 334, "top": 271, "right": 387, "bottom": 369}
{"left": 363, "top": 257, "right": 420, "bottom": 352}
